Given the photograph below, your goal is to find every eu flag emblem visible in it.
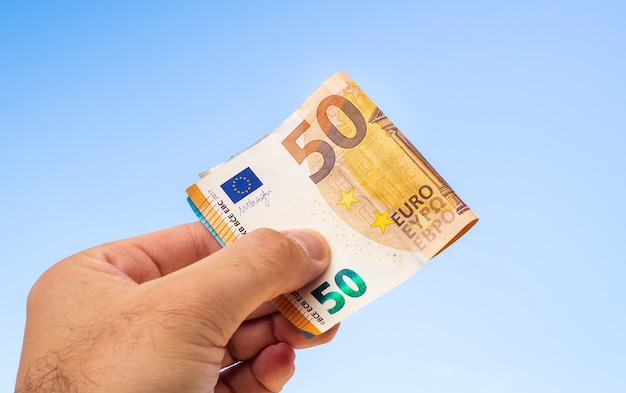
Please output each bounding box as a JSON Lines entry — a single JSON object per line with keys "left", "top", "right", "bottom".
{"left": 221, "top": 167, "right": 263, "bottom": 203}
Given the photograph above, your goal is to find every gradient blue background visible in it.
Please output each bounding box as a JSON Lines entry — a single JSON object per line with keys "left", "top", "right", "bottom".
{"left": 2, "top": 1, "right": 625, "bottom": 391}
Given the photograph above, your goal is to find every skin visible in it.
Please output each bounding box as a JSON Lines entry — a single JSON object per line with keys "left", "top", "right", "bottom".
{"left": 15, "top": 222, "right": 338, "bottom": 392}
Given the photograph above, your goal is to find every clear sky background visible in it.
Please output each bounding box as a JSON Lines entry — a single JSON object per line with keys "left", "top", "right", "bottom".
{"left": 1, "top": 1, "right": 625, "bottom": 391}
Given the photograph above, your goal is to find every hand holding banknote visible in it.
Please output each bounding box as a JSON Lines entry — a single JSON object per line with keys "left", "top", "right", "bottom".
{"left": 15, "top": 223, "right": 339, "bottom": 393}
{"left": 188, "top": 72, "right": 478, "bottom": 336}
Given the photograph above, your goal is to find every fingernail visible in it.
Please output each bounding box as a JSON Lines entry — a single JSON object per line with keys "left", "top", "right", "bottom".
{"left": 285, "top": 229, "right": 329, "bottom": 262}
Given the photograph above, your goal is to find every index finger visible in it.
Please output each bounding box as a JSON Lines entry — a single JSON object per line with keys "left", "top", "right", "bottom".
{"left": 97, "top": 221, "right": 222, "bottom": 282}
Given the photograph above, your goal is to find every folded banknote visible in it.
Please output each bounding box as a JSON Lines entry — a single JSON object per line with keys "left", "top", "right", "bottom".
{"left": 187, "top": 72, "right": 478, "bottom": 336}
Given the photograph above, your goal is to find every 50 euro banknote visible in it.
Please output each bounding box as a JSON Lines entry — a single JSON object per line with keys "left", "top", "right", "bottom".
{"left": 186, "top": 72, "right": 478, "bottom": 337}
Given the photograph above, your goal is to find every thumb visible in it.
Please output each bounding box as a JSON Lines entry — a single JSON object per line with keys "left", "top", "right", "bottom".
{"left": 155, "top": 228, "right": 330, "bottom": 346}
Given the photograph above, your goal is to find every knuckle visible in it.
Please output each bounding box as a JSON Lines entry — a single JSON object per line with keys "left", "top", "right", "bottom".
{"left": 244, "top": 228, "right": 298, "bottom": 261}
{"left": 25, "top": 262, "right": 67, "bottom": 313}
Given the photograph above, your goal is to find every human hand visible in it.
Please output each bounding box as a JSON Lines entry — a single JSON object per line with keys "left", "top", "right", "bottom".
{"left": 15, "top": 222, "right": 338, "bottom": 392}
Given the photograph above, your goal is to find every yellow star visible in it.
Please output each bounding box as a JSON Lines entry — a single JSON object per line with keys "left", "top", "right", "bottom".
{"left": 371, "top": 210, "right": 394, "bottom": 234}
{"left": 337, "top": 188, "right": 359, "bottom": 211}
{"left": 345, "top": 82, "right": 360, "bottom": 100}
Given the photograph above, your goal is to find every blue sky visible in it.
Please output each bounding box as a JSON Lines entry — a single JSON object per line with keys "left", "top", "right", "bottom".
{"left": 1, "top": 1, "right": 625, "bottom": 391}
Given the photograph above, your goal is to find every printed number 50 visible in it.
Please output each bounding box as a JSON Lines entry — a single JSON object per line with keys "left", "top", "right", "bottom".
{"left": 311, "top": 269, "right": 367, "bottom": 314}
{"left": 281, "top": 95, "right": 367, "bottom": 184}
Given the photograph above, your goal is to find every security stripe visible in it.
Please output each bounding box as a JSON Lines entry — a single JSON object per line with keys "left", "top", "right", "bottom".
{"left": 187, "top": 184, "right": 238, "bottom": 245}
{"left": 272, "top": 295, "right": 322, "bottom": 336}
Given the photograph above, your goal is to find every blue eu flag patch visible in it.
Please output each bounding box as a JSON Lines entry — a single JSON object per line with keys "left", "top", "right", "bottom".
{"left": 221, "top": 167, "right": 263, "bottom": 203}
